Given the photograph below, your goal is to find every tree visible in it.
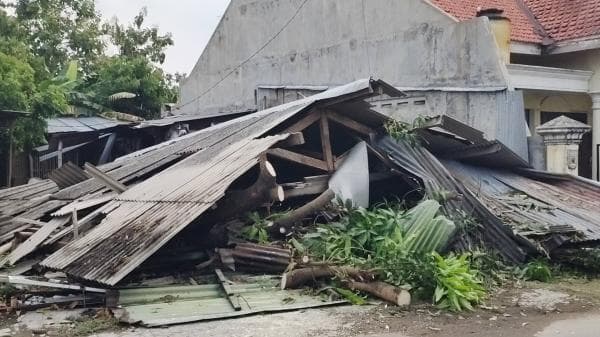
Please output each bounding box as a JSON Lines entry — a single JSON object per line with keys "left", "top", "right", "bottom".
{"left": 83, "top": 56, "right": 175, "bottom": 119}
{"left": 103, "top": 7, "right": 173, "bottom": 64}
{"left": 8, "top": 0, "right": 104, "bottom": 74}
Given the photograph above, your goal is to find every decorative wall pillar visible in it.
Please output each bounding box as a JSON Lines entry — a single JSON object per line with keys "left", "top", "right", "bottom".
{"left": 592, "top": 93, "right": 600, "bottom": 180}
{"left": 536, "top": 116, "right": 591, "bottom": 176}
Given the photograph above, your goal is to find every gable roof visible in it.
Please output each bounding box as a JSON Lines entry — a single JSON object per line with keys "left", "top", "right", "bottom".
{"left": 429, "top": 0, "right": 600, "bottom": 44}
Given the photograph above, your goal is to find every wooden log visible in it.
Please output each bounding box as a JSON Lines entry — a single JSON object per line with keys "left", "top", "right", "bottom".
{"left": 281, "top": 266, "right": 374, "bottom": 290}
{"left": 347, "top": 281, "right": 411, "bottom": 307}
{"left": 270, "top": 189, "right": 335, "bottom": 235}
{"left": 207, "top": 159, "right": 284, "bottom": 222}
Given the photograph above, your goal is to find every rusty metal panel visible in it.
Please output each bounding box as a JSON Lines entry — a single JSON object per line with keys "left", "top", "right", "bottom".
{"left": 48, "top": 162, "right": 90, "bottom": 189}
{"left": 41, "top": 135, "right": 289, "bottom": 285}
{"left": 375, "top": 136, "right": 530, "bottom": 262}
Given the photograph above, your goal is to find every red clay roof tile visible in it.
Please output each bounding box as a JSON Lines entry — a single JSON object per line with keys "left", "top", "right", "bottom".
{"left": 429, "top": 0, "right": 600, "bottom": 44}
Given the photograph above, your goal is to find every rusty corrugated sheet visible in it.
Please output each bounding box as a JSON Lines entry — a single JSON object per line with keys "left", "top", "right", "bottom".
{"left": 445, "top": 161, "right": 600, "bottom": 253}
{"left": 48, "top": 162, "right": 90, "bottom": 189}
{"left": 41, "top": 135, "right": 289, "bottom": 285}
{"left": 375, "top": 136, "right": 530, "bottom": 262}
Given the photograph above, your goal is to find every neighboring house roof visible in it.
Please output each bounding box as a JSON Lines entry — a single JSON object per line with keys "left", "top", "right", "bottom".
{"left": 430, "top": 0, "right": 544, "bottom": 43}
{"left": 430, "top": 0, "right": 600, "bottom": 44}
{"left": 524, "top": 0, "right": 600, "bottom": 42}
{"left": 46, "top": 117, "right": 129, "bottom": 134}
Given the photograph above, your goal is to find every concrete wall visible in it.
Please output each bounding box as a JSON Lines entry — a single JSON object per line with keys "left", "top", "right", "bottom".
{"left": 179, "top": 0, "right": 509, "bottom": 116}
{"left": 381, "top": 90, "right": 529, "bottom": 160}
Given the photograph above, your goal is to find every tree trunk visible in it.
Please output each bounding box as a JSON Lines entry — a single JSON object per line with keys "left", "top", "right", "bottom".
{"left": 281, "top": 266, "right": 374, "bottom": 289}
{"left": 346, "top": 281, "right": 411, "bottom": 307}
{"left": 270, "top": 189, "right": 335, "bottom": 235}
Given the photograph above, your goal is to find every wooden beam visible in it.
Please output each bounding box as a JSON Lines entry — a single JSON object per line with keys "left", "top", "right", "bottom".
{"left": 215, "top": 269, "right": 241, "bottom": 311}
{"left": 283, "top": 110, "right": 320, "bottom": 133}
{"left": 319, "top": 115, "right": 335, "bottom": 172}
{"left": 267, "top": 148, "right": 329, "bottom": 171}
{"left": 326, "top": 111, "right": 375, "bottom": 136}
{"left": 84, "top": 163, "right": 127, "bottom": 193}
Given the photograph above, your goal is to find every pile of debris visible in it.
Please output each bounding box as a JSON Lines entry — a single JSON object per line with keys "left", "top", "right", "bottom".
{"left": 1, "top": 79, "right": 600, "bottom": 326}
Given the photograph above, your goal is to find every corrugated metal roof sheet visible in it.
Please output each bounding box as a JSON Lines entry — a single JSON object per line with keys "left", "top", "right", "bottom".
{"left": 48, "top": 162, "right": 90, "bottom": 189}
{"left": 46, "top": 117, "right": 127, "bottom": 134}
{"left": 41, "top": 135, "right": 289, "bottom": 285}
{"left": 118, "top": 275, "right": 344, "bottom": 327}
{"left": 375, "top": 136, "right": 530, "bottom": 262}
{"left": 137, "top": 111, "right": 250, "bottom": 128}
{"left": 445, "top": 161, "right": 600, "bottom": 252}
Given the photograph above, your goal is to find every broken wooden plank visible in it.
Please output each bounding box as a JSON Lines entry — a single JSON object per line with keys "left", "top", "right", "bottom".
{"left": 319, "top": 115, "right": 335, "bottom": 172}
{"left": 13, "top": 218, "right": 47, "bottom": 227}
{"left": 215, "top": 269, "right": 241, "bottom": 311}
{"left": 0, "top": 216, "right": 70, "bottom": 267}
{"left": 267, "top": 148, "right": 329, "bottom": 171}
{"left": 84, "top": 163, "right": 128, "bottom": 193}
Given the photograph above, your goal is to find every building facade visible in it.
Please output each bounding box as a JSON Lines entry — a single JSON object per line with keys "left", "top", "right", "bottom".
{"left": 178, "top": 0, "right": 600, "bottom": 180}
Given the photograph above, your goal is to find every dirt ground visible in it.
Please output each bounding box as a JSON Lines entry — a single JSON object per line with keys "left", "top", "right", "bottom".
{"left": 4, "top": 277, "right": 600, "bottom": 337}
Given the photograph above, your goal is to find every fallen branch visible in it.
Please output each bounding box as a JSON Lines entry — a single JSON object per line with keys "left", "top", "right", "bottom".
{"left": 270, "top": 189, "right": 335, "bottom": 235}
{"left": 346, "top": 281, "right": 411, "bottom": 307}
{"left": 281, "top": 266, "right": 374, "bottom": 290}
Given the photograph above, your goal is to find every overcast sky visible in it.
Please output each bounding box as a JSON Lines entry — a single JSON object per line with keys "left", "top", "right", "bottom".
{"left": 96, "top": 0, "right": 231, "bottom": 75}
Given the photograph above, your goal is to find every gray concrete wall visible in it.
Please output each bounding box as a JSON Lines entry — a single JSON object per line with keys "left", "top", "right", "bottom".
{"left": 382, "top": 90, "right": 529, "bottom": 161}
{"left": 179, "top": 0, "right": 509, "bottom": 116}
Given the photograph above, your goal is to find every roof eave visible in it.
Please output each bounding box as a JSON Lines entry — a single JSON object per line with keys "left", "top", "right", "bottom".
{"left": 510, "top": 41, "right": 542, "bottom": 55}
{"left": 545, "top": 35, "right": 600, "bottom": 54}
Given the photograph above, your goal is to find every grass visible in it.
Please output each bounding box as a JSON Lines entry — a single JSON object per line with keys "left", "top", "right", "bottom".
{"left": 56, "top": 315, "right": 121, "bottom": 337}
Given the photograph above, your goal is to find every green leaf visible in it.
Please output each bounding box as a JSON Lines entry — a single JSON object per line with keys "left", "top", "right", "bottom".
{"left": 335, "top": 288, "right": 367, "bottom": 305}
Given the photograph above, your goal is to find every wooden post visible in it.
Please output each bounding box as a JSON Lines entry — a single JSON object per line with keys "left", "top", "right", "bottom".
{"left": 319, "top": 115, "right": 335, "bottom": 172}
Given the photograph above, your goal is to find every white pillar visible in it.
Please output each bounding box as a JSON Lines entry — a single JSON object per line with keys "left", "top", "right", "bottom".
{"left": 592, "top": 93, "right": 600, "bottom": 180}
{"left": 537, "top": 116, "right": 591, "bottom": 176}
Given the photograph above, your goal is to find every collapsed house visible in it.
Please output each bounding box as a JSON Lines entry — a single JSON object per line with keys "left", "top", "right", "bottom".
{"left": 1, "top": 79, "right": 600, "bottom": 324}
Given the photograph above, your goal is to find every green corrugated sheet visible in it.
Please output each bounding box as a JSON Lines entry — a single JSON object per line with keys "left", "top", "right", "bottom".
{"left": 118, "top": 275, "right": 345, "bottom": 326}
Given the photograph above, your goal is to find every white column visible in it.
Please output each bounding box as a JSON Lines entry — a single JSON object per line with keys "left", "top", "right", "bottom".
{"left": 592, "top": 93, "right": 600, "bottom": 181}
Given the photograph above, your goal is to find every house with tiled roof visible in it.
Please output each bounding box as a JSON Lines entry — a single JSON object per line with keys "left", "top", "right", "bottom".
{"left": 179, "top": 0, "right": 600, "bottom": 180}
{"left": 430, "top": 0, "right": 600, "bottom": 179}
